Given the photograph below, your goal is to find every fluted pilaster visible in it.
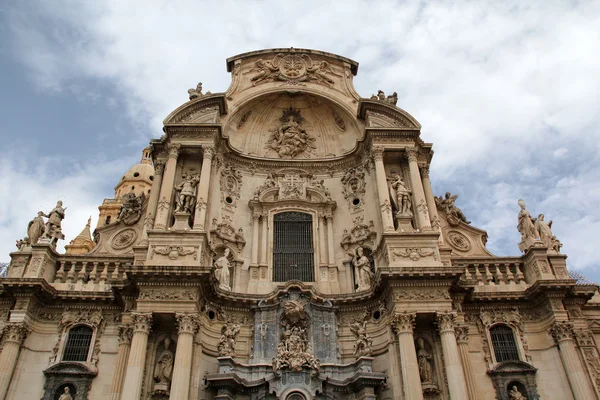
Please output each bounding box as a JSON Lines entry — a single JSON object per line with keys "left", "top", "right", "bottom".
{"left": 170, "top": 313, "right": 200, "bottom": 400}
{"left": 372, "top": 146, "right": 395, "bottom": 232}
{"left": 121, "top": 313, "right": 152, "bottom": 400}
{"left": 455, "top": 325, "right": 477, "bottom": 400}
{"left": 406, "top": 149, "right": 431, "bottom": 231}
{"left": 193, "top": 145, "right": 215, "bottom": 230}
{"left": 0, "top": 323, "right": 29, "bottom": 399}
{"left": 154, "top": 145, "right": 180, "bottom": 230}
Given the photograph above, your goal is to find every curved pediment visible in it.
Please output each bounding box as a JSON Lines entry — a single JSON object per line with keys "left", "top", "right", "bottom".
{"left": 223, "top": 92, "right": 363, "bottom": 160}
{"left": 358, "top": 99, "right": 421, "bottom": 129}
{"left": 163, "top": 93, "right": 227, "bottom": 124}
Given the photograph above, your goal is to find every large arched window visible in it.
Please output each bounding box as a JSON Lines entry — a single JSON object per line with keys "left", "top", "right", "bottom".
{"left": 490, "top": 325, "right": 520, "bottom": 363}
{"left": 273, "top": 212, "right": 314, "bottom": 282}
{"left": 62, "top": 325, "right": 93, "bottom": 362}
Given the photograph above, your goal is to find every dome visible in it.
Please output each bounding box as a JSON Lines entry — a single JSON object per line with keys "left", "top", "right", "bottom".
{"left": 114, "top": 147, "right": 155, "bottom": 198}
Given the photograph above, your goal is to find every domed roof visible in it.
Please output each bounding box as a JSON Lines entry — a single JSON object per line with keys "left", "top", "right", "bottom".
{"left": 114, "top": 147, "right": 155, "bottom": 196}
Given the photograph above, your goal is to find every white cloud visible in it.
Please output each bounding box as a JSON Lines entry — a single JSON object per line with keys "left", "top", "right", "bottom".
{"left": 3, "top": 1, "right": 600, "bottom": 277}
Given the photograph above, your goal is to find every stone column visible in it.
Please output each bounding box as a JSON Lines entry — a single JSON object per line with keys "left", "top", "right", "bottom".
{"left": 193, "top": 145, "right": 215, "bottom": 231}
{"left": 406, "top": 149, "right": 431, "bottom": 231}
{"left": 372, "top": 146, "right": 395, "bottom": 232}
{"left": 437, "top": 312, "right": 468, "bottom": 400}
{"left": 318, "top": 213, "right": 328, "bottom": 265}
{"left": 552, "top": 321, "right": 597, "bottom": 400}
{"left": 325, "top": 213, "right": 335, "bottom": 266}
{"left": 141, "top": 161, "right": 165, "bottom": 243}
{"left": 251, "top": 213, "right": 260, "bottom": 265}
{"left": 170, "top": 313, "right": 200, "bottom": 400}
{"left": 393, "top": 313, "right": 423, "bottom": 400}
{"left": 0, "top": 323, "right": 29, "bottom": 400}
{"left": 154, "top": 145, "right": 180, "bottom": 230}
{"left": 455, "top": 325, "right": 477, "bottom": 400}
{"left": 420, "top": 166, "right": 442, "bottom": 240}
{"left": 109, "top": 325, "right": 133, "bottom": 400}
{"left": 260, "top": 214, "right": 268, "bottom": 265}
{"left": 121, "top": 313, "right": 152, "bottom": 400}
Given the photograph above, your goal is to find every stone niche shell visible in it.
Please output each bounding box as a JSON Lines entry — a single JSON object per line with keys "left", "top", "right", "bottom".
{"left": 225, "top": 92, "right": 362, "bottom": 159}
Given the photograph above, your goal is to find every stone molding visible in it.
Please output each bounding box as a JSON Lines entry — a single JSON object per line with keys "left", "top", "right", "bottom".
{"left": 139, "top": 288, "right": 198, "bottom": 301}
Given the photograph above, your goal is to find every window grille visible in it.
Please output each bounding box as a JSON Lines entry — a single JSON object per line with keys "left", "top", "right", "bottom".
{"left": 273, "top": 212, "right": 314, "bottom": 282}
{"left": 490, "top": 325, "right": 520, "bottom": 362}
{"left": 62, "top": 325, "right": 93, "bottom": 362}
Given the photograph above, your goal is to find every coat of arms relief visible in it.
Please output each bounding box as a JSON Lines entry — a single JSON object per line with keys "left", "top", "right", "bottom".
{"left": 250, "top": 53, "right": 335, "bottom": 87}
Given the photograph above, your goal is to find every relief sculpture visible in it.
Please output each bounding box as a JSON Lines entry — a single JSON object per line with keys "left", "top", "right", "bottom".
{"left": 265, "top": 108, "right": 315, "bottom": 159}
{"left": 250, "top": 53, "right": 335, "bottom": 86}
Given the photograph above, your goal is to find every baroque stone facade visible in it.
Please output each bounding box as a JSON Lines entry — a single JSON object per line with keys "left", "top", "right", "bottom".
{"left": 2, "top": 48, "right": 600, "bottom": 400}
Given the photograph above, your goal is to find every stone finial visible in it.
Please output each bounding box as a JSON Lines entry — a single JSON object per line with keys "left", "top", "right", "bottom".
{"left": 65, "top": 216, "right": 96, "bottom": 255}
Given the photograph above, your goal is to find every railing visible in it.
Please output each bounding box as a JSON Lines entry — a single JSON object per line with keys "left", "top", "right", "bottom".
{"left": 456, "top": 258, "right": 527, "bottom": 287}
{"left": 52, "top": 256, "right": 133, "bottom": 287}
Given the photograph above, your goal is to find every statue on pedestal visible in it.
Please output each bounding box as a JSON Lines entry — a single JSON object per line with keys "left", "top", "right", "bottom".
{"left": 416, "top": 338, "right": 433, "bottom": 384}
{"left": 390, "top": 175, "right": 412, "bottom": 216}
{"left": 353, "top": 247, "right": 373, "bottom": 292}
{"left": 535, "top": 214, "right": 553, "bottom": 248}
{"left": 174, "top": 174, "right": 200, "bottom": 213}
{"left": 27, "top": 211, "right": 46, "bottom": 244}
{"left": 41, "top": 201, "right": 66, "bottom": 245}
{"left": 350, "top": 320, "right": 373, "bottom": 357}
{"left": 153, "top": 337, "right": 174, "bottom": 392}
{"left": 213, "top": 248, "right": 232, "bottom": 291}
{"left": 187, "top": 82, "right": 203, "bottom": 100}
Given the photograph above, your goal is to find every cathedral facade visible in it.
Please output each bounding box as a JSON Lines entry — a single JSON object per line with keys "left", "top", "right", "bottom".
{"left": 2, "top": 48, "right": 600, "bottom": 400}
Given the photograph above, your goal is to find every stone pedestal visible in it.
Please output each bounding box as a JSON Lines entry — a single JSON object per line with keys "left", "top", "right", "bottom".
{"left": 23, "top": 243, "right": 58, "bottom": 282}
{"left": 396, "top": 214, "right": 414, "bottom": 232}
{"left": 171, "top": 212, "right": 191, "bottom": 231}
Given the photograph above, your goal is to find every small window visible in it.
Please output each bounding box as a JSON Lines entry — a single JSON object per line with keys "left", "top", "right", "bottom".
{"left": 133, "top": 172, "right": 140, "bottom": 177}
{"left": 105, "top": 216, "right": 111, "bottom": 225}
{"left": 63, "top": 325, "right": 93, "bottom": 362}
{"left": 490, "top": 325, "right": 520, "bottom": 363}
{"left": 149, "top": 175, "right": 154, "bottom": 181}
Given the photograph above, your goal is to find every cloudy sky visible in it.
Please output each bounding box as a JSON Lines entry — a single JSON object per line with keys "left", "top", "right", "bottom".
{"left": 1, "top": 1, "right": 599, "bottom": 281}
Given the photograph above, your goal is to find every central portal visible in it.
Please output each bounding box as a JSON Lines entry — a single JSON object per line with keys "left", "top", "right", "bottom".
{"left": 273, "top": 212, "right": 314, "bottom": 282}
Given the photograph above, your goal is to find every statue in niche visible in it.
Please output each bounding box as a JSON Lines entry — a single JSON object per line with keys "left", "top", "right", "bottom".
{"left": 27, "top": 211, "right": 46, "bottom": 244}
{"left": 213, "top": 248, "right": 232, "bottom": 291}
{"left": 58, "top": 387, "right": 73, "bottom": 400}
{"left": 353, "top": 247, "right": 373, "bottom": 292}
{"left": 218, "top": 320, "right": 241, "bottom": 357}
{"left": 350, "top": 320, "right": 373, "bottom": 357}
{"left": 153, "top": 337, "right": 174, "bottom": 391}
{"left": 187, "top": 82, "right": 203, "bottom": 100}
{"left": 416, "top": 338, "right": 433, "bottom": 384}
{"left": 535, "top": 214, "right": 553, "bottom": 248}
{"left": 509, "top": 386, "right": 527, "bottom": 400}
{"left": 174, "top": 174, "right": 200, "bottom": 213}
{"left": 436, "top": 192, "right": 471, "bottom": 224}
{"left": 42, "top": 200, "right": 66, "bottom": 244}
{"left": 117, "top": 190, "right": 144, "bottom": 225}
{"left": 390, "top": 175, "right": 413, "bottom": 216}
{"left": 265, "top": 108, "right": 315, "bottom": 159}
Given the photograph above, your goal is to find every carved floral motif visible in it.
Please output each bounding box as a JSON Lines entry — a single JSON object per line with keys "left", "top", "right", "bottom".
{"left": 139, "top": 288, "right": 198, "bottom": 301}
{"left": 111, "top": 228, "right": 137, "bottom": 250}
{"left": 392, "top": 247, "right": 436, "bottom": 261}
{"left": 447, "top": 230, "right": 472, "bottom": 252}
{"left": 393, "top": 288, "right": 450, "bottom": 301}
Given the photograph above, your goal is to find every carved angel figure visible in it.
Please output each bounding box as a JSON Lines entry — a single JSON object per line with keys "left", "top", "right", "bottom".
{"left": 58, "top": 387, "right": 73, "bottom": 400}
{"left": 174, "top": 174, "right": 200, "bottom": 213}
{"left": 353, "top": 247, "right": 373, "bottom": 292}
{"left": 213, "top": 248, "right": 232, "bottom": 291}
{"left": 266, "top": 112, "right": 316, "bottom": 159}
{"left": 117, "top": 190, "right": 144, "bottom": 224}
{"left": 350, "top": 320, "right": 373, "bottom": 357}
{"left": 250, "top": 56, "right": 281, "bottom": 85}
{"left": 509, "top": 386, "right": 527, "bottom": 400}
{"left": 436, "top": 192, "right": 470, "bottom": 224}
{"left": 416, "top": 337, "right": 433, "bottom": 384}
{"left": 218, "top": 321, "right": 241, "bottom": 356}
{"left": 187, "top": 82, "right": 202, "bottom": 100}
{"left": 27, "top": 211, "right": 46, "bottom": 245}
{"left": 153, "top": 338, "right": 174, "bottom": 389}
{"left": 282, "top": 300, "right": 307, "bottom": 327}
{"left": 386, "top": 92, "right": 398, "bottom": 105}
{"left": 304, "top": 58, "right": 335, "bottom": 86}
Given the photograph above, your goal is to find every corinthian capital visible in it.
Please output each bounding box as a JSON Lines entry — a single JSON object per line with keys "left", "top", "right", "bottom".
{"left": 455, "top": 325, "right": 469, "bottom": 344}
{"left": 168, "top": 144, "right": 181, "bottom": 159}
{"left": 2, "top": 322, "right": 30, "bottom": 345}
{"left": 176, "top": 313, "right": 200, "bottom": 335}
{"left": 551, "top": 321, "right": 574, "bottom": 344}
{"left": 130, "top": 313, "right": 153, "bottom": 335}
{"left": 436, "top": 312, "right": 457, "bottom": 333}
{"left": 419, "top": 166, "right": 430, "bottom": 179}
{"left": 372, "top": 145, "right": 385, "bottom": 162}
{"left": 117, "top": 325, "right": 133, "bottom": 345}
{"left": 406, "top": 148, "right": 418, "bottom": 163}
{"left": 392, "top": 312, "right": 416, "bottom": 334}
{"left": 202, "top": 144, "right": 216, "bottom": 159}
{"left": 154, "top": 160, "right": 166, "bottom": 176}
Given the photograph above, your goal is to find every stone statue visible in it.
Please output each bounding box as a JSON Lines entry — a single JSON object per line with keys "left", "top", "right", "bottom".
{"left": 390, "top": 175, "right": 412, "bottom": 216}
{"left": 266, "top": 108, "right": 316, "bottom": 159}
{"left": 353, "top": 247, "right": 373, "bottom": 292}
{"left": 27, "top": 211, "right": 46, "bottom": 244}
{"left": 153, "top": 337, "right": 174, "bottom": 391}
{"left": 417, "top": 337, "right": 433, "bottom": 384}
{"left": 15, "top": 237, "right": 30, "bottom": 251}
{"left": 218, "top": 321, "right": 240, "bottom": 356}
{"left": 117, "top": 190, "right": 144, "bottom": 225}
{"left": 174, "top": 174, "right": 200, "bottom": 213}
{"left": 517, "top": 199, "right": 539, "bottom": 252}
{"left": 377, "top": 90, "right": 386, "bottom": 100}
{"left": 386, "top": 92, "right": 398, "bottom": 105}
{"left": 42, "top": 201, "right": 66, "bottom": 244}
{"left": 350, "top": 320, "right": 373, "bottom": 357}
{"left": 535, "top": 214, "right": 553, "bottom": 248}
{"left": 213, "top": 248, "right": 232, "bottom": 291}
{"left": 188, "top": 82, "right": 203, "bottom": 100}
{"left": 58, "top": 387, "right": 73, "bottom": 400}
{"left": 551, "top": 236, "right": 563, "bottom": 253}
{"left": 509, "top": 385, "right": 527, "bottom": 400}
{"left": 436, "top": 192, "right": 470, "bottom": 224}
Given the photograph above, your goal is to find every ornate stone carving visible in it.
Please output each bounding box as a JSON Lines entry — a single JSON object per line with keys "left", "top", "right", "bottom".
{"left": 131, "top": 313, "right": 152, "bottom": 334}
{"left": 517, "top": 199, "right": 540, "bottom": 252}
{"left": 250, "top": 53, "right": 335, "bottom": 87}
{"left": 111, "top": 228, "right": 137, "bottom": 250}
{"left": 176, "top": 313, "right": 200, "bottom": 335}
{"left": 57, "top": 387, "right": 73, "bottom": 400}
{"left": 187, "top": 82, "right": 203, "bottom": 100}
{"left": 218, "top": 320, "right": 241, "bottom": 356}
{"left": 341, "top": 166, "right": 366, "bottom": 208}
{"left": 369, "top": 90, "right": 397, "bottom": 105}
{"left": 2, "top": 322, "right": 29, "bottom": 344}
{"left": 331, "top": 109, "right": 346, "bottom": 131}
{"left": 509, "top": 386, "right": 527, "bottom": 400}
{"left": 435, "top": 192, "right": 470, "bottom": 225}
{"left": 117, "top": 191, "right": 145, "bottom": 225}
{"left": 152, "top": 245, "right": 197, "bottom": 260}
{"left": 350, "top": 321, "right": 373, "bottom": 358}
{"left": 139, "top": 288, "right": 198, "bottom": 301}
{"left": 436, "top": 312, "right": 456, "bottom": 333}
{"left": 174, "top": 174, "right": 200, "bottom": 213}
{"left": 455, "top": 325, "right": 469, "bottom": 344}
{"left": 392, "top": 247, "right": 436, "bottom": 261}
{"left": 447, "top": 230, "right": 472, "bottom": 252}
{"left": 393, "top": 288, "right": 451, "bottom": 301}
{"left": 117, "top": 325, "right": 133, "bottom": 345}
{"left": 213, "top": 248, "right": 232, "bottom": 291}
{"left": 278, "top": 173, "right": 306, "bottom": 200}
{"left": 210, "top": 220, "right": 246, "bottom": 251}
{"left": 416, "top": 337, "right": 433, "bottom": 384}
{"left": 153, "top": 337, "right": 174, "bottom": 393}
{"left": 340, "top": 217, "right": 376, "bottom": 251}
{"left": 551, "top": 321, "right": 574, "bottom": 343}
{"left": 168, "top": 144, "right": 181, "bottom": 159}
{"left": 237, "top": 110, "right": 252, "bottom": 129}
{"left": 352, "top": 247, "right": 373, "bottom": 292}
{"left": 272, "top": 325, "right": 320, "bottom": 374}
{"left": 392, "top": 313, "right": 416, "bottom": 334}
{"left": 219, "top": 164, "right": 242, "bottom": 204}
{"left": 265, "top": 108, "right": 315, "bottom": 159}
